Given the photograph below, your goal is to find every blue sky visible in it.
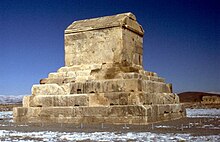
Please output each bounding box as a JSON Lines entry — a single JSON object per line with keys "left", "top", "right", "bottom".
{"left": 0, "top": 0, "right": 219, "bottom": 95}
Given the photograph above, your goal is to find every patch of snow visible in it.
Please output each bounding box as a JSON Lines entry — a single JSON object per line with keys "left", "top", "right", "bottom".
{"left": 0, "top": 130, "right": 219, "bottom": 142}
{"left": 0, "top": 111, "right": 13, "bottom": 119}
{"left": 155, "top": 125, "right": 172, "bottom": 128}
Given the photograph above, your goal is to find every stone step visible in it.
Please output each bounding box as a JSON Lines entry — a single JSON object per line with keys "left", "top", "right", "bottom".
{"left": 48, "top": 70, "right": 92, "bottom": 79}
{"left": 57, "top": 64, "right": 102, "bottom": 72}
{"left": 121, "top": 72, "right": 165, "bottom": 82}
{"left": 13, "top": 104, "right": 185, "bottom": 124}
{"left": 35, "top": 79, "right": 172, "bottom": 97}
{"left": 23, "top": 92, "right": 179, "bottom": 108}
{"left": 70, "top": 79, "right": 170, "bottom": 94}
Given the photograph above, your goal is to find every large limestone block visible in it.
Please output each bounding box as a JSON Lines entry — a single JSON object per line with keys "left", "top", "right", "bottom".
{"left": 89, "top": 93, "right": 109, "bottom": 106}
{"left": 65, "top": 12, "right": 143, "bottom": 35}
{"left": 70, "top": 79, "right": 172, "bottom": 94}
{"left": 65, "top": 28, "right": 122, "bottom": 66}
{"left": 170, "top": 104, "right": 186, "bottom": 114}
{"left": 64, "top": 13, "right": 143, "bottom": 67}
{"left": 70, "top": 79, "right": 142, "bottom": 94}
{"left": 122, "top": 28, "right": 143, "bottom": 66}
{"left": 158, "top": 104, "right": 171, "bottom": 115}
{"left": 13, "top": 107, "right": 28, "bottom": 117}
{"left": 161, "top": 93, "right": 180, "bottom": 104}
{"left": 142, "top": 81, "right": 171, "bottom": 93}
{"left": 14, "top": 104, "right": 185, "bottom": 124}
{"left": 32, "top": 84, "right": 66, "bottom": 95}
{"left": 23, "top": 94, "right": 89, "bottom": 107}
{"left": 146, "top": 104, "right": 185, "bottom": 122}
{"left": 23, "top": 96, "right": 31, "bottom": 107}
{"left": 94, "top": 92, "right": 141, "bottom": 106}
{"left": 58, "top": 66, "right": 81, "bottom": 72}
{"left": 75, "top": 76, "right": 89, "bottom": 83}
{"left": 40, "top": 78, "right": 65, "bottom": 85}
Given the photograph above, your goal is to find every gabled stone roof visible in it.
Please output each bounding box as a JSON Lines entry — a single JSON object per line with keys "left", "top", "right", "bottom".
{"left": 65, "top": 12, "right": 144, "bottom": 36}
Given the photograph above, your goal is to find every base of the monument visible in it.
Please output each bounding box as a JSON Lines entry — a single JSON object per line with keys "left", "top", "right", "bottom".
{"left": 13, "top": 104, "right": 185, "bottom": 124}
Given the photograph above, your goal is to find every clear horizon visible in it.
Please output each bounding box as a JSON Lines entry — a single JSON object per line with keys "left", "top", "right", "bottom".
{"left": 0, "top": 0, "right": 219, "bottom": 95}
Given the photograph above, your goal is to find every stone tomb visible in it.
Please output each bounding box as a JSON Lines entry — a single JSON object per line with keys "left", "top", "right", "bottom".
{"left": 13, "top": 13, "right": 185, "bottom": 124}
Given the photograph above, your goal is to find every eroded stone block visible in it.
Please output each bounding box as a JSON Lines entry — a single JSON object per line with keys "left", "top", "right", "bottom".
{"left": 32, "top": 84, "right": 66, "bottom": 96}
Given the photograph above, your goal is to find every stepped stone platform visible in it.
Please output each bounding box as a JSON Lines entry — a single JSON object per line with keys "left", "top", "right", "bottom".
{"left": 13, "top": 13, "right": 185, "bottom": 124}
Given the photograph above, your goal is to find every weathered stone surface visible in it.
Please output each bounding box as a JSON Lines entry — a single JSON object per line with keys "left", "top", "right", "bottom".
{"left": 23, "top": 94, "right": 89, "bottom": 107}
{"left": 13, "top": 104, "right": 185, "bottom": 124}
{"left": 65, "top": 12, "right": 143, "bottom": 35}
{"left": 14, "top": 12, "right": 185, "bottom": 124}
{"left": 32, "top": 84, "right": 66, "bottom": 96}
{"left": 64, "top": 13, "right": 143, "bottom": 68}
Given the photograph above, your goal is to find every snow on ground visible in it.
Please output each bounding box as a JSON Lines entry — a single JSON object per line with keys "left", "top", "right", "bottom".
{"left": 0, "top": 130, "right": 219, "bottom": 142}
{"left": 186, "top": 108, "right": 220, "bottom": 118}
{"left": 0, "top": 109, "right": 219, "bottom": 141}
{"left": 0, "top": 111, "right": 12, "bottom": 120}
{"left": 0, "top": 111, "right": 13, "bottom": 124}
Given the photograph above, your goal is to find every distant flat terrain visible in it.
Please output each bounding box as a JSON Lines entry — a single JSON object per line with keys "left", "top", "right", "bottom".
{"left": 0, "top": 104, "right": 22, "bottom": 111}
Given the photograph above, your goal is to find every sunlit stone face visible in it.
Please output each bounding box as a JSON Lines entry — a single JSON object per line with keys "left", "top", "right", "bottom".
{"left": 64, "top": 13, "right": 144, "bottom": 67}
{"left": 64, "top": 28, "right": 122, "bottom": 66}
